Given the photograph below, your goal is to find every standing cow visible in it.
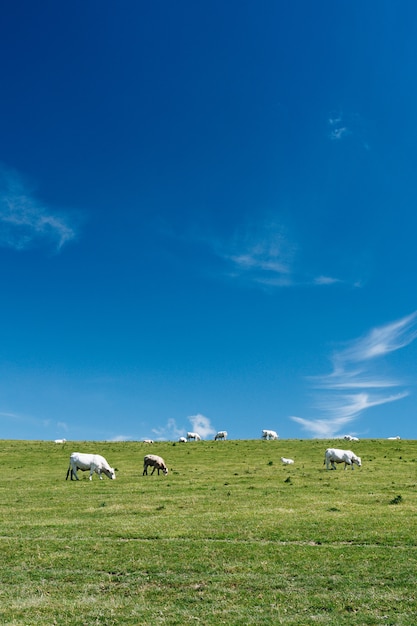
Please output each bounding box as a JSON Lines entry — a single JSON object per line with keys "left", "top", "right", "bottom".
{"left": 143, "top": 454, "right": 168, "bottom": 476}
{"left": 214, "top": 431, "right": 227, "bottom": 440}
{"left": 66, "top": 452, "right": 116, "bottom": 481}
{"left": 262, "top": 429, "right": 279, "bottom": 440}
{"left": 324, "top": 448, "right": 361, "bottom": 470}
{"left": 187, "top": 432, "right": 201, "bottom": 441}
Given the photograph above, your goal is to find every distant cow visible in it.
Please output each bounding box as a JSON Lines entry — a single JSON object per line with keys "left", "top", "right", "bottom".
{"left": 187, "top": 432, "right": 201, "bottom": 441}
{"left": 178, "top": 436, "right": 187, "bottom": 443}
{"left": 281, "top": 457, "right": 294, "bottom": 465}
{"left": 66, "top": 452, "right": 116, "bottom": 481}
{"left": 387, "top": 436, "right": 401, "bottom": 440}
{"left": 324, "top": 448, "right": 361, "bottom": 471}
{"left": 143, "top": 439, "right": 154, "bottom": 444}
{"left": 343, "top": 435, "right": 359, "bottom": 442}
{"left": 143, "top": 454, "right": 168, "bottom": 476}
{"left": 262, "top": 429, "right": 278, "bottom": 440}
{"left": 54, "top": 438, "right": 67, "bottom": 444}
{"left": 214, "top": 431, "right": 227, "bottom": 440}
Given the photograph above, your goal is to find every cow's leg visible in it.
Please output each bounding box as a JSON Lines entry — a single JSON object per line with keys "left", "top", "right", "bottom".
{"left": 66, "top": 467, "right": 71, "bottom": 480}
{"left": 151, "top": 466, "right": 156, "bottom": 475}
{"left": 331, "top": 461, "right": 337, "bottom": 470}
{"left": 143, "top": 466, "right": 148, "bottom": 475}
{"left": 72, "top": 467, "right": 79, "bottom": 480}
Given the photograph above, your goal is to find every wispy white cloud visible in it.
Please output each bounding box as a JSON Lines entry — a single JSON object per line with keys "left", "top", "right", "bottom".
{"left": 188, "top": 413, "right": 216, "bottom": 440}
{"left": 334, "top": 312, "right": 417, "bottom": 365}
{"left": 327, "top": 111, "right": 370, "bottom": 149}
{"left": 291, "top": 414, "right": 355, "bottom": 439}
{"left": 213, "top": 220, "right": 345, "bottom": 289}
{"left": 0, "top": 411, "right": 22, "bottom": 420}
{"left": 313, "top": 275, "right": 341, "bottom": 286}
{"left": 218, "top": 221, "right": 294, "bottom": 285}
{"left": 292, "top": 312, "right": 417, "bottom": 437}
{"left": 0, "top": 166, "right": 77, "bottom": 251}
{"left": 152, "top": 417, "right": 185, "bottom": 441}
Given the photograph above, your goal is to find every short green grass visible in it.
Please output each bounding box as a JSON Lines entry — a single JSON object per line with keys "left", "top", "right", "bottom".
{"left": 0, "top": 438, "right": 416, "bottom": 625}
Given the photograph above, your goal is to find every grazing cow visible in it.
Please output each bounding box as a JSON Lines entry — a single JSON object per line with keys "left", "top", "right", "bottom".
{"left": 214, "top": 431, "right": 227, "bottom": 440}
{"left": 66, "top": 452, "right": 116, "bottom": 481}
{"left": 324, "top": 448, "right": 361, "bottom": 471}
{"left": 143, "top": 454, "right": 168, "bottom": 476}
{"left": 187, "top": 432, "right": 201, "bottom": 441}
{"left": 387, "top": 436, "right": 401, "bottom": 440}
{"left": 262, "top": 429, "right": 279, "bottom": 440}
{"left": 143, "top": 439, "right": 154, "bottom": 444}
{"left": 54, "top": 438, "right": 67, "bottom": 444}
{"left": 281, "top": 457, "right": 294, "bottom": 465}
{"left": 178, "top": 437, "right": 187, "bottom": 443}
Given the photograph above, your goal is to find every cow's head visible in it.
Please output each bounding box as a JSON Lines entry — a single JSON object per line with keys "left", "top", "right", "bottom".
{"left": 103, "top": 467, "right": 116, "bottom": 479}
{"left": 353, "top": 456, "right": 361, "bottom": 467}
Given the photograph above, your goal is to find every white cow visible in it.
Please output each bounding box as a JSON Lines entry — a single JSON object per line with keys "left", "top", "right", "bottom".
{"left": 262, "top": 429, "right": 279, "bottom": 440}
{"left": 324, "top": 448, "right": 361, "bottom": 471}
{"left": 344, "top": 435, "right": 359, "bottom": 442}
{"left": 66, "top": 452, "right": 116, "bottom": 481}
{"left": 143, "top": 439, "right": 154, "bottom": 444}
{"left": 178, "top": 436, "right": 187, "bottom": 443}
{"left": 54, "top": 438, "right": 67, "bottom": 444}
{"left": 387, "top": 436, "right": 401, "bottom": 440}
{"left": 281, "top": 457, "right": 294, "bottom": 465}
{"left": 187, "top": 432, "right": 201, "bottom": 441}
{"left": 143, "top": 454, "right": 168, "bottom": 476}
{"left": 214, "top": 431, "right": 227, "bottom": 440}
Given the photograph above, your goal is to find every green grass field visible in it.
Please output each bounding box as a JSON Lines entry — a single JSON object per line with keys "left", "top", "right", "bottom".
{"left": 0, "top": 438, "right": 416, "bottom": 625}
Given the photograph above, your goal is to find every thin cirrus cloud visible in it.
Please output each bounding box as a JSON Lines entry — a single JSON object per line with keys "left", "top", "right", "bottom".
{"left": 291, "top": 311, "right": 417, "bottom": 437}
{"left": 219, "top": 222, "right": 295, "bottom": 286}
{"left": 214, "top": 221, "right": 341, "bottom": 288}
{"left": 327, "top": 111, "right": 370, "bottom": 150}
{"left": 0, "top": 167, "right": 76, "bottom": 251}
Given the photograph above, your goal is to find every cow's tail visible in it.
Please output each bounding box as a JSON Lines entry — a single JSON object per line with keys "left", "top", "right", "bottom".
{"left": 66, "top": 465, "right": 72, "bottom": 480}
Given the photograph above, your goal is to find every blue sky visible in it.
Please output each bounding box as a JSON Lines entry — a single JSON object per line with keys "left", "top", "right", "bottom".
{"left": 1, "top": 1, "right": 417, "bottom": 441}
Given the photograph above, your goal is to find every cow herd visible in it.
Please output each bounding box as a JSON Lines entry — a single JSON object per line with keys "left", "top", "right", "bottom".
{"left": 63, "top": 429, "right": 379, "bottom": 481}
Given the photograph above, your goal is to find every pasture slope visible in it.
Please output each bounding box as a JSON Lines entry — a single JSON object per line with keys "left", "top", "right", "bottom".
{"left": 0, "top": 438, "right": 416, "bottom": 625}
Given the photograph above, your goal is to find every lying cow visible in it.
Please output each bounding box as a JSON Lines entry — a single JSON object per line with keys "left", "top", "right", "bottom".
{"left": 324, "top": 448, "right": 361, "bottom": 471}
{"left": 66, "top": 452, "right": 116, "bottom": 481}
{"left": 343, "top": 435, "right": 359, "bottom": 442}
{"left": 281, "top": 457, "right": 294, "bottom": 465}
{"left": 143, "top": 454, "right": 168, "bottom": 476}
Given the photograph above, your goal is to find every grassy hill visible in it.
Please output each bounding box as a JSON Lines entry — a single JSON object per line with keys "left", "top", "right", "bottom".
{"left": 1, "top": 438, "right": 416, "bottom": 625}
